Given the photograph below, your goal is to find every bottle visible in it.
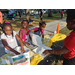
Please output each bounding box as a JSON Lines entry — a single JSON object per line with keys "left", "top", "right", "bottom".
{"left": 54, "top": 30, "right": 57, "bottom": 35}
{"left": 49, "top": 34, "right": 53, "bottom": 38}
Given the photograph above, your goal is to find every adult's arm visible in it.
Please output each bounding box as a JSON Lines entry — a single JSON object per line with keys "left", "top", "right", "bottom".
{"left": 43, "top": 46, "right": 69, "bottom": 55}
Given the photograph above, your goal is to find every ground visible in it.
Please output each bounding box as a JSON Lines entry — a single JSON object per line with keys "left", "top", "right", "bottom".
{"left": 3, "top": 14, "right": 67, "bottom": 31}
{"left": 60, "top": 26, "right": 71, "bottom": 36}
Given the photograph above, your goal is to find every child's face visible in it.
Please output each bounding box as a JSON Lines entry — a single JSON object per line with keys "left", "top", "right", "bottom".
{"left": 66, "top": 18, "right": 75, "bottom": 30}
{"left": 39, "top": 24, "right": 46, "bottom": 30}
{"left": 3, "top": 26, "right": 12, "bottom": 35}
{"left": 22, "top": 21, "right": 28, "bottom": 29}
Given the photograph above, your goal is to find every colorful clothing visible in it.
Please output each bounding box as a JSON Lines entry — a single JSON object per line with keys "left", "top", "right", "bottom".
{"left": 0, "top": 11, "right": 2, "bottom": 24}
{"left": 21, "top": 29, "right": 29, "bottom": 42}
{"left": 34, "top": 27, "right": 44, "bottom": 36}
{"left": 63, "top": 31, "right": 75, "bottom": 59}
{"left": 1, "top": 31, "right": 18, "bottom": 53}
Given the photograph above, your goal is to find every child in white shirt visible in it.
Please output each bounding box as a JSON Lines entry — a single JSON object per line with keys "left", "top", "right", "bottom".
{"left": 1, "top": 21, "right": 25, "bottom": 55}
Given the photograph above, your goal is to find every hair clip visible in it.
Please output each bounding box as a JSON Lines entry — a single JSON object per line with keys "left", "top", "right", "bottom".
{"left": 5, "top": 21, "right": 10, "bottom": 23}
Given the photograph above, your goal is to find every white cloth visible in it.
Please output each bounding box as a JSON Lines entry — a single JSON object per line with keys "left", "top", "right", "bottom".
{"left": 1, "top": 31, "right": 18, "bottom": 53}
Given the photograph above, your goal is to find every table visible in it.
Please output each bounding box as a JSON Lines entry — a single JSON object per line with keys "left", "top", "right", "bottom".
{"left": 38, "top": 40, "right": 64, "bottom": 65}
{"left": 0, "top": 34, "right": 64, "bottom": 65}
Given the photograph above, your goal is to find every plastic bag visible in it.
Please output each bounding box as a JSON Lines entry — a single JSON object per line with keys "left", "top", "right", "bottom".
{"left": 30, "top": 53, "right": 43, "bottom": 65}
{"left": 48, "top": 33, "right": 66, "bottom": 47}
{"left": 30, "top": 33, "right": 43, "bottom": 47}
{"left": 42, "top": 35, "right": 51, "bottom": 47}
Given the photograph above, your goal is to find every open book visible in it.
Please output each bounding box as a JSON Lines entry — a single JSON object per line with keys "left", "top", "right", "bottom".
{"left": 11, "top": 52, "right": 30, "bottom": 65}
{"left": 11, "top": 46, "right": 30, "bottom": 65}
{"left": 30, "top": 33, "right": 52, "bottom": 57}
{"left": 26, "top": 43, "right": 37, "bottom": 49}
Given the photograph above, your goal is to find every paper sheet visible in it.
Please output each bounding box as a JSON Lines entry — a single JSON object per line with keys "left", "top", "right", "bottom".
{"left": 33, "top": 46, "right": 52, "bottom": 57}
{"left": 30, "top": 33, "right": 43, "bottom": 47}
{"left": 10, "top": 46, "right": 30, "bottom": 56}
{"left": 30, "top": 33, "right": 52, "bottom": 57}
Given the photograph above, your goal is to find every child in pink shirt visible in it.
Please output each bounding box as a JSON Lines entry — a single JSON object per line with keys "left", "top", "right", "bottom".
{"left": 19, "top": 19, "right": 31, "bottom": 46}
{"left": 30, "top": 21, "right": 46, "bottom": 39}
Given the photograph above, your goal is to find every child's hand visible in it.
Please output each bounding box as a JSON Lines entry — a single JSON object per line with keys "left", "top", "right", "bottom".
{"left": 14, "top": 51, "right": 20, "bottom": 55}
{"left": 21, "top": 48, "right": 25, "bottom": 53}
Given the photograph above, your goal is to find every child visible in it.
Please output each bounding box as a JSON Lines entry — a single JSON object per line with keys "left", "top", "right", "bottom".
{"left": 19, "top": 19, "right": 31, "bottom": 46}
{"left": 1, "top": 21, "right": 25, "bottom": 55}
{"left": 30, "top": 21, "right": 46, "bottom": 39}
{"left": 43, "top": 9, "right": 75, "bottom": 65}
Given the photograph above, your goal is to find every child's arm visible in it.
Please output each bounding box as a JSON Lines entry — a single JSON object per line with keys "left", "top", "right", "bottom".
{"left": 15, "top": 34, "right": 25, "bottom": 53}
{"left": 42, "top": 34, "right": 44, "bottom": 38}
{"left": 41, "top": 34, "right": 44, "bottom": 41}
{"left": 1, "top": 39, "right": 20, "bottom": 55}
{"left": 30, "top": 29, "right": 35, "bottom": 32}
{"left": 31, "top": 27, "right": 39, "bottom": 33}
{"left": 19, "top": 30, "right": 30, "bottom": 45}
{"left": 29, "top": 33, "right": 32, "bottom": 41}
{"left": 43, "top": 46, "right": 69, "bottom": 55}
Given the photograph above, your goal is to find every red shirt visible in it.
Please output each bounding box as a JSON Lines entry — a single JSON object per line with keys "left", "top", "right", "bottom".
{"left": 61, "top": 11, "right": 64, "bottom": 14}
{"left": 63, "top": 31, "right": 75, "bottom": 59}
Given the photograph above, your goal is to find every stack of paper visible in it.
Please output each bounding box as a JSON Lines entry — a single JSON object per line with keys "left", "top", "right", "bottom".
{"left": 31, "top": 33, "right": 52, "bottom": 57}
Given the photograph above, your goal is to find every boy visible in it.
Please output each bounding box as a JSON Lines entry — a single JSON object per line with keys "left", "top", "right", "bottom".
{"left": 43, "top": 9, "right": 75, "bottom": 65}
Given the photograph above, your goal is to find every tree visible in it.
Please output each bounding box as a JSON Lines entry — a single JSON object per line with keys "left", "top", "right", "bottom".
{"left": 48, "top": 9, "right": 52, "bottom": 17}
{"left": 30, "top": 9, "right": 40, "bottom": 15}
{"left": 26, "top": 9, "right": 30, "bottom": 21}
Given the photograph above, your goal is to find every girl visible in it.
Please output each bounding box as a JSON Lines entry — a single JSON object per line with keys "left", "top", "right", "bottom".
{"left": 30, "top": 21, "right": 46, "bottom": 39}
{"left": 19, "top": 19, "right": 31, "bottom": 46}
{"left": 43, "top": 9, "right": 75, "bottom": 65}
{"left": 1, "top": 21, "right": 25, "bottom": 55}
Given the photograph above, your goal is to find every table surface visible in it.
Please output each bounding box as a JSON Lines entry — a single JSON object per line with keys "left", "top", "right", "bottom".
{"left": 0, "top": 34, "right": 64, "bottom": 65}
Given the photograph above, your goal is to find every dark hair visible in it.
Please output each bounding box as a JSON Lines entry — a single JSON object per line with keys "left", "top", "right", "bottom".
{"left": 39, "top": 9, "right": 42, "bottom": 11}
{"left": 2, "top": 21, "right": 13, "bottom": 37}
{"left": 21, "top": 19, "right": 29, "bottom": 24}
{"left": 67, "top": 9, "right": 75, "bottom": 20}
{"left": 0, "top": 23, "right": 2, "bottom": 28}
{"left": 39, "top": 21, "right": 46, "bottom": 26}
